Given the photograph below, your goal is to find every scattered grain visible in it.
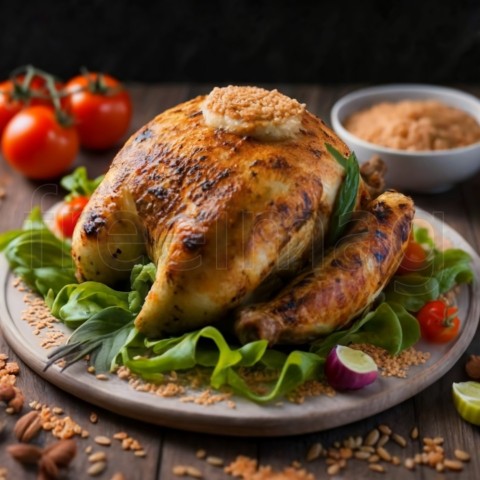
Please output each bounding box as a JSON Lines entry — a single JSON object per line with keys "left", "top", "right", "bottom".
{"left": 196, "top": 449, "right": 207, "bottom": 459}
{"left": 410, "top": 427, "right": 419, "bottom": 440}
{"left": 173, "top": 465, "right": 187, "bottom": 476}
{"left": 95, "top": 374, "right": 109, "bottom": 381}
{"left": 134, "top": 450, "right": 147, "bottom": 457}
{"left": 89, "top": 452, "right": 107, "bottom": 463}
{"left": 354, "top": 451, "right": 371, "bottom": 460}
{"left": 369, "top": 463, "right": 386, "bottom": 473}
{"left": 404, "top": 458, "right": 415, "bottom": 470}
{"left": 110, "top": 474, "right": 126, "bottom": 480}
{"left": 87, "top": 461, "right": 107, "bottom": 476}
{"left": 392, "top": 433, "right": 407, "bottom": 448}
{"left": 113, "top": 432, "right": 128, "bottom": 440}
{"left": 443, "top": 458, "right": 464, "bottom": 471}
{"left": 185, "top": 465, "right": 203, "bottom": 478}
{"left": 454, "top": 449, "right": 470, "bottom": 462}
{"left": 326, "top": 463, "right": 340, "bottom": 475}
{"left": 377, "top": 434, "right": 389, "bottom": 448}
{"left": 89, "top": 412, "right": 98, "bottom": 424}
{"left": 206, "top": 455, "right": 224, "bottom": 467}
{"left": 364, "top": 428, "right": 380, "bottom": 446}
{"left": 94, "top": 436, "right": 111, "bottom": 446}
{"left": 378, "top": 425, "right": 392, "bottom": 435}
{"left": 306, "top": 442, "right": 323, "bottom": 461}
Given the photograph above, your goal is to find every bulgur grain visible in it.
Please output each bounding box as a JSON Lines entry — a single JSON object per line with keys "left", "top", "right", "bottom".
{"left": 185, "top": 466, "right": 203, "bottom": 478}
{"left": 377, "top": 435, "right": 389, "bottom": 448}
{"left": 173, "top": 465, "right": 187, "bottom": 476}
{"left": 94, "top": 436, "right": 111, "bottom": 446}
{"left": 364, "top": 428, "right": 380, "bottom": 446}
{"left": 369, "top": 463, "right": 386, "bottom": 473}
{"left": 87, "top": 461, "right": 107, "bottom": 476}
{"left": 443, "top": 459, "right": 464, "bottom": 471}
{"left": 376, "top": 447, "right": 391, "bottom": 462}
{"left": 326, "top": 463, "right": 340, "bottom": 475}
{"left": 392, "top": 433, "right": 407, "bottom": 448}
{"left": 89, "top": 452, "right": 107, "bottom": 463}
{"left": 454, "top": 449, "right": 470, "bottom": 462}
{"left": 195, "top": 449, "right": 207, "bottom": 459}
{"left": 306, "top": 442, "right": 323, "bottom": 461}
{"left": 344, "top": 100, "right": 480, "bottom": 151}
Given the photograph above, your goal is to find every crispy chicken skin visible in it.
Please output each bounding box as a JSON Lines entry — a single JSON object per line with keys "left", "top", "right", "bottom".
{"left": 235, "top": 190, "right": 414, "bottom": 346}
{"left": 72, "top": 91, "right": 372, "bottom": 338}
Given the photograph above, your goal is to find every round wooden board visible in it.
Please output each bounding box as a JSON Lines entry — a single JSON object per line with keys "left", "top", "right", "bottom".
{"left": 1, "top": 208, "right": 479, "bottom": 437}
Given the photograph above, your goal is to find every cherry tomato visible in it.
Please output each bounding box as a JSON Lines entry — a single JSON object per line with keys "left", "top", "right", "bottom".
{"left": 397, "top": 237, "right": 427, "bottom": 275}
{"left": 2, "top": 105, "right": 79, "bottom": 179}
{"left": 416, "top": 300, "right": 461, "bottom": 343}
{"left": 0, "top": 74, "right": 66, "bottom": 138}
{"left": 0, "top": 80, "right": 23, "bottom": 136}
{"left": 55, "top": 195, "right": 89, "bottom": 237}
{"left": 14, "top": 74, "right": 64, "bottom": 107}
{"left": 65, "top": 73, "right": 132, "bottom": 150}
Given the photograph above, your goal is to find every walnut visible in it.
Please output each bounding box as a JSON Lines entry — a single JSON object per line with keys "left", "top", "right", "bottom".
{"left": 465, "top": 355, "right": 480, "bottom": 380}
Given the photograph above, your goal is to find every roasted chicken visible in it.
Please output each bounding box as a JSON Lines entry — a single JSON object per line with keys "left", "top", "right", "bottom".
{"left": 72, "top": 86, "right": 412, "bottom": 343}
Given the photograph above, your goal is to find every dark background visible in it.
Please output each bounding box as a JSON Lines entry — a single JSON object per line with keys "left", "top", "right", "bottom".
{"left": 1, "top": 0, "right": 479, "bottom": 84}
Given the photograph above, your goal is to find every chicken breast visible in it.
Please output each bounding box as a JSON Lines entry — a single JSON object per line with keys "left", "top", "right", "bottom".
{"left": 72, "top": 86, "right": 371, "bottom": 338}
{"left": 235, "top": 190, "right": 414, "bottom": 346}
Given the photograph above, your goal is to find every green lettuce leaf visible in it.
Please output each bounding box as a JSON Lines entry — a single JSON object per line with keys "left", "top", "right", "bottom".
{"left": 60, "top": 166, "right": 104, "bottom": 200}
{"left": 311, "top": 302, "right": 420, "bottom": 357}
{"left": 0, "top": 207, "right": 76, "bottom": 297}
{"left": 124, "top": 326, "right": 324, "bottom": 402}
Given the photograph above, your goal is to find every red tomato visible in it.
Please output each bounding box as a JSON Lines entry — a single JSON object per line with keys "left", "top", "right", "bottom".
{"left": 397, "top": 237, "right": 427, "bottom": 275}
{"left": 2, "top": 105, "right": 79, "bottom": 179}
{"left": 65, "top": 73, "right": 132, "bottom": 150}
{"left": 55, "top": 195, "right": 89, "bottom": 237}
{"left": 13, "top": 74, "right": 65, "bottom": 108}
{"left": 416, "top": 300, "right": 460, "bottom": 343}
{"left": 0, "top": 75, "right": 66, "bottom": 138}
{"left": 0, "top": 80, "right": 23, "bottom": 136}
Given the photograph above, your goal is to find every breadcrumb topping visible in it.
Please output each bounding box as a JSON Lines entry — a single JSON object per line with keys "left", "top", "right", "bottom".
{"left": 202, "top": 86, "right": 305, "bottom": 141}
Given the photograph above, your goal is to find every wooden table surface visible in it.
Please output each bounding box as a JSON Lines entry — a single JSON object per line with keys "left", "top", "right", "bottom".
{"left": 0, "top": 84, "right": 479, "bottom": 480}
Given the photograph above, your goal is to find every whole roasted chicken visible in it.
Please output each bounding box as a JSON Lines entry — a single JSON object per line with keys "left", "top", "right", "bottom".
{"left": 72, "top": 86, "right": 413, "bottom": 343}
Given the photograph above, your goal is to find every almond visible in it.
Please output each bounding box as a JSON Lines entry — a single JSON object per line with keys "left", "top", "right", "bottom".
{"left": 7, "top": 443, "right": 43, "bottom": 464}
{"left": 0, "top": 384, "right": 15, "bottom": 402}
{"left": 8, "top": 388, "right": 24, "bottom": 413}
{"left": 14, "top": 410, "right": 43, "bottom": 442}
{"left": 43, "top": 439, "right": 77, "bottom": 467}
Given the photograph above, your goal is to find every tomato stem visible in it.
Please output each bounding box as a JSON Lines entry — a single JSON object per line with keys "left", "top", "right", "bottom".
{"left": 80, "top": 66, "right": 123, "bottom": 96}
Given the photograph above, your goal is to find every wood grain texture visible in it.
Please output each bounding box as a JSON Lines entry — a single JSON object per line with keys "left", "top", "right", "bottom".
{"left": 0, "top": 84, "right": 479, "bottom": 479}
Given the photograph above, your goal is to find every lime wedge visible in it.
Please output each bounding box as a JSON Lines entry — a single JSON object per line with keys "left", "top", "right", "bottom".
{"left": 336, "top": 345, "right": 377, "bottom": 373}
{"left": 452, "top": 381, "right": 480, "bottom": 426}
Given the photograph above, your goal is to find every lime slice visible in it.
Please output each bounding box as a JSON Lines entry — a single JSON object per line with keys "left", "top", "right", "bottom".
{"left": 336, "top": 345, "right": 377, "bottom": 373}
{"left": 452, "top": 381, "right": 480, "bottom": 425}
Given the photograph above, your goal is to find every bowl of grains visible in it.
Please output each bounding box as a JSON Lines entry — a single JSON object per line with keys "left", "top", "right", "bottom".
{"left": 331, "top": 84, "right": 480, "bottom": 193}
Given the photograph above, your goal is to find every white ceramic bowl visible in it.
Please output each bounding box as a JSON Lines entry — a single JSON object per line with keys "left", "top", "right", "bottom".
{"left": 330, "top": 84, "right": 480, "bottom": 193}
